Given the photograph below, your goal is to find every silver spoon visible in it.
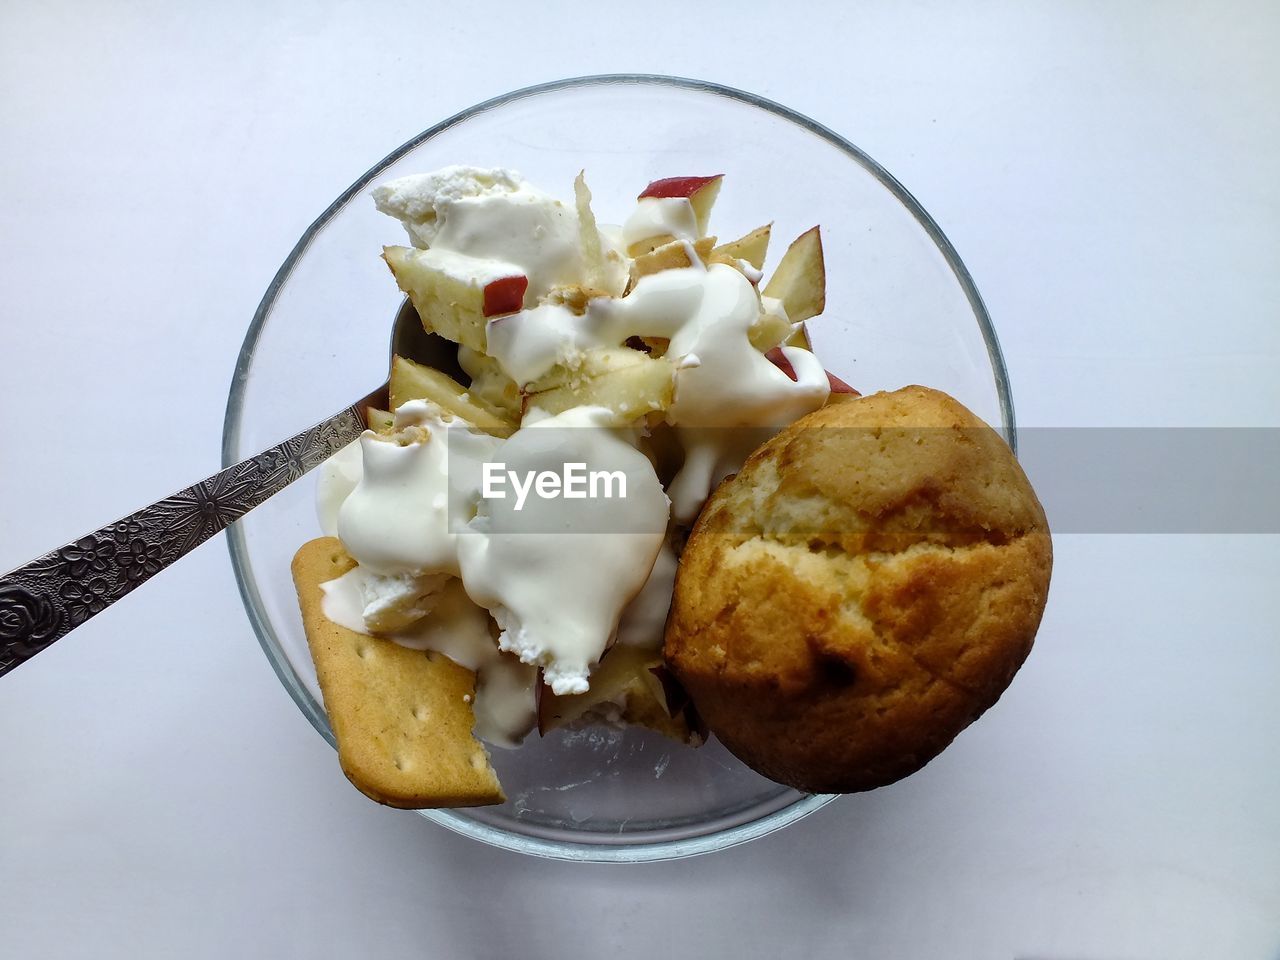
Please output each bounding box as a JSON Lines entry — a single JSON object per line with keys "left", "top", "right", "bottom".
{"left": 0, "top": 300, "right": 450, "bottom": 678}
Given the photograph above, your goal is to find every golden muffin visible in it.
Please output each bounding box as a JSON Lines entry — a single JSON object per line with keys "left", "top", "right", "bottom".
{"left": 663, "top": 386, "right": 1052, "bottom": 793}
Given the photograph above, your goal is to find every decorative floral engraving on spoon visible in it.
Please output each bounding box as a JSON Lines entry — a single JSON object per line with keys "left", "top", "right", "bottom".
{"left": 0, "top": 392, "right": 382, "bottom": 678}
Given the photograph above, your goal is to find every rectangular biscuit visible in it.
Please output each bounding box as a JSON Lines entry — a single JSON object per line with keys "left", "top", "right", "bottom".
{"left": 291, "top": 537, "right": 504, "bottom": 808}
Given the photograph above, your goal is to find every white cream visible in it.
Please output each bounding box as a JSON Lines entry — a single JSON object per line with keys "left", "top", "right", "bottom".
{"left": 329, "top": 166, "right": 840, "bottom": 739}
{"left": 737, "top": 258, "right": 764, "bottom": 285}
{"left": 667, "top": 341, "right": 829, "bottom": 523}
{"left": 359, "top": 570, "right": 450, "bottom": 633}
{"left": 321, "top": 572, "right": 536, "bottom": 747}
{"left": 374, "top": 165, "right": 583, "bottom": 300}
{"left": 318, "top": 566, "right": 369, "bottom": 633}
{"left": 456, "top": 406, "right": 669, "bottom": 695}
{"left": 372, "top": 166, "right": 526, "bottom": 248}
{"left": 484, "top": 263, "right": 831, "bottom": 519}
{"left": 484, "top": 302, "right": 586, "bottom": 386}
{"left": 589, "top": 262, "right": 709, "bottom": 341}
{"left": 324, "top": 400, "right": 670, "bottom": 699}
{"left": 615, "top": 542, "right": 678, "bottom": 649}
{"left": 760, "top": 294, "right": 789, "bottom": 325}
{"left": 483, "top": 263, "right": 707, "bottom": 386}
{"left": 665, "top": 275, "right": 829, "bottom": 428}
{"left": 602, "top": 266, "right": 830, "bottom": 519}
{"left": 529, "top": 263, "right": 830, "bottom": 516}
{"left": 594, "top": 224, "right": 631, "bottom": 296}
{"left": 317, "top": 564, "right": 445, "bottom": 635}
{"left": 335, "top": 401, "right": 502, "bottom": 577}
{"left": 663, "top": 427, "right": 772, "bottom": 524}
{"left": 315, "top": 439, "right": 364, "bottom": 537}
{"left": 622, "top": 197, "right": 698, "bottom": 249}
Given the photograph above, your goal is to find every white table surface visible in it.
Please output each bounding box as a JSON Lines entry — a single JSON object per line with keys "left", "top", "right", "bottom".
{"left": 3, "top": 3, "right": 1277, "bottom": 958}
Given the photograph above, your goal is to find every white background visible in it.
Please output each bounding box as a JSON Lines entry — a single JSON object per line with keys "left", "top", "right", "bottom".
{"left": 2, "top": 2, "right": 1278, "bottom": 958}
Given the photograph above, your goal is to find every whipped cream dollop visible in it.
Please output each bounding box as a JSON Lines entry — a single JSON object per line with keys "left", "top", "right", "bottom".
{"left": 484, "top": 261, "right": 829, "bottom": 516}
{"left": 315, "top": 439, "right": 364, "bottom": 537}
{"left": 621, "top": 196, "right": 699, "bottom": 249}
{"left": 373, "top": 165, "right": 584, "bottom": 301}
{"left": 317, "top": 165, "right": 838, "bottom": 744}
{"left": 614, "top": 542, "right": 677, "bottom": 649}
{"left": 456, "top": 405, "right": 669, "bottom": 694}
{"left": 336, "top": 401, "right": 500, "bottom": 577}
{"left": 325, "top": 399, "right": 669, "bottom": 708}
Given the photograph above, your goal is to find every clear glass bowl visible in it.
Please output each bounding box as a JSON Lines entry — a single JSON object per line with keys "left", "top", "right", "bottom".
{"left": 221, "top": 75, "right": 1013, "bottom": 862}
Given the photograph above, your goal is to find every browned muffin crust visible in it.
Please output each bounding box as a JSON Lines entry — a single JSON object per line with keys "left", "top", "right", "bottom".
{"left": 664, "top": 386, "right": 1052, "bottom": 793}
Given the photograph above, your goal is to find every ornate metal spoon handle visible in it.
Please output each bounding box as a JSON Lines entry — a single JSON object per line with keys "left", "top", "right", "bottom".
{"left": 0, "top": 386, "right": 386, "bottom": 679}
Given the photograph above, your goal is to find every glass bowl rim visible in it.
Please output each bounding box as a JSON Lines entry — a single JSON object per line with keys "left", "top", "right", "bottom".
{"left": 220, "top": 72, "right": 1014, "bottom": 863}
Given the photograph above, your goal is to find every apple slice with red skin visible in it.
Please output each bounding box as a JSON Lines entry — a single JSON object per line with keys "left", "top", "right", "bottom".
{"left": 638, "top": 174, "right": 724, "bottom": 237}
{"left": 826, "top": 371, "right": 859, "bottom": 395}
{"left": 482, "top": 275, "right": 529, "bottom": 317}
{"left": 765, "top": 347, "right": 860, "bottom": 396}
{"left": 780, "top": 322, "right": 862, "bottom": 399}
{"left": 383, "top": 244, "right": 527, "bottom": 352}
{"left": 638, "top": 174, "right": 723, "bottom": 200}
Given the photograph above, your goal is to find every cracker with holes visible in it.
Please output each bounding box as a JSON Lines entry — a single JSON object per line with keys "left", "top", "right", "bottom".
{"left": 291, "top": 538, "right": 504, "bottom": 808}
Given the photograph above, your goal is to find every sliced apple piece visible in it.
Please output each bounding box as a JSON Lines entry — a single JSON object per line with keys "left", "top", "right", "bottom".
{"left": 638, "top": 175, "right": 723, "bottom": 237}
{"left": 762, "top": 226, "right": 825, "bottom": 325}
{"left": 524, "top": 361, "right": 675, "bottom": 422}
{"left": 468, "top": 365, "right": 522, "bottom": 419}
{"left": 523, "top": 348, "right": 675, "bottom": 421}
{"left": 538, "top": 644, "right": 700, "bottom": 744}
{"left": 525, "top": 347, "right": 656, "bottom": 392}
{"left": 366, "top": 406, "right": 395, "bottom": 435}
{"left": 625, "top": 175, "right": 725, "bottom": 256}
{"left": 457, "top": 346, "right": 521, "bottom": 418}
{"left": 574, "top": 171, "right": 606, "bottom": 292}
{"left": 629, "top": 236, "right": 716, "bottom": 286}
{"left": 825, "top": 371, "right": 860, "bottom": 396}
{"left": 482, "top": 275, "right": 528, "bottom": 317}
{"left": 711, "top": 223, "right": 771, "bottom": 270}
{"left": 748, "top": 295, "right": 794, "bottom": 352}
{"left": 382, "top": 245, "right": 528, "bottom": 353}
{"left": 749, "top": 316, "right": 792, "bottom": 351}
{"left": 786, "top": 321, "right": 812, "bottom": 350}
{"left": 389, "top": 355, "right": 516, "bottom": 437}
{"left": 626, "top": 232, "right": 676, "bottom": 259}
